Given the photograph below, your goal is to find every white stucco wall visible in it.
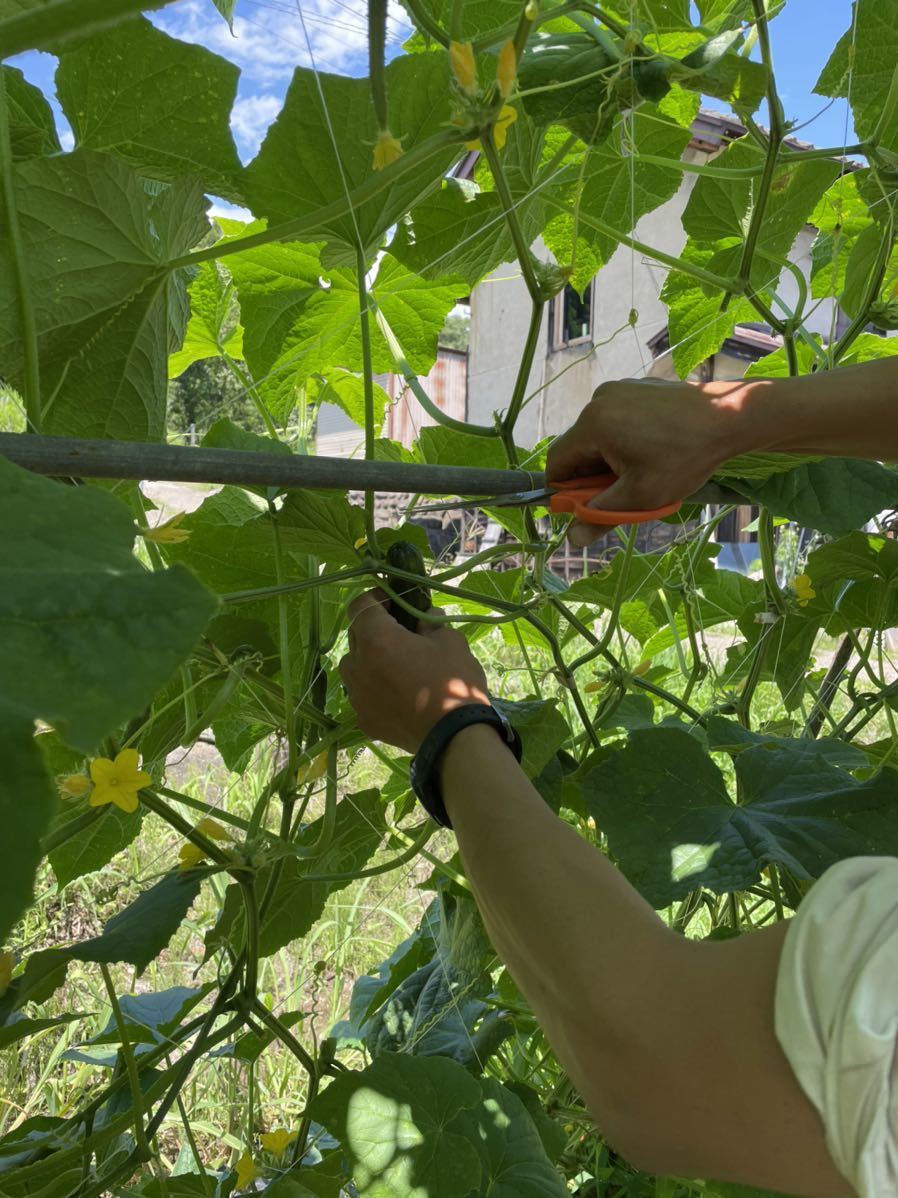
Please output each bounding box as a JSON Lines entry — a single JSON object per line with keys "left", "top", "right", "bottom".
{"left": 468, "top": 152, "right": 703, "bottom": 445}
{"left": 468, "top": 148, "right": 864, "bottom": 450}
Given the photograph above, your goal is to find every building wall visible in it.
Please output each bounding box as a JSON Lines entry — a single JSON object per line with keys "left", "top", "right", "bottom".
{"left": 468, "top": 149, "right": 862, "bottom": 449}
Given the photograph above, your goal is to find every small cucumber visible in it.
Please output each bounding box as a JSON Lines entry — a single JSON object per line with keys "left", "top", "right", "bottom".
{"left": 385, "top": 540, "right": 432, "bottom": 632}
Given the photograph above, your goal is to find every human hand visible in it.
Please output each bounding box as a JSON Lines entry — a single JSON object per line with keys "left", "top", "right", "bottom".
{"left": 339, "top": 589, "right": 490, "bottom": 754}
{"left": 546, "top": 378, "right": 753, "bottom": 546}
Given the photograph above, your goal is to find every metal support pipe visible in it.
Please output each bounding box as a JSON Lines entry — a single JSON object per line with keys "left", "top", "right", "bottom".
{"left": 0, "top": 432, "right": 742, "bottom": 505}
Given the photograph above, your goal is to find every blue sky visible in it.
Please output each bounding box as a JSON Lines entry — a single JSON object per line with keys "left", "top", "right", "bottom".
{"left": 11, "top": 0, "right": 858, "bottom": 181}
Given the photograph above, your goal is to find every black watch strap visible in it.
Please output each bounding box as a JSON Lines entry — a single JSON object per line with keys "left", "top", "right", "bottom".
{"left": 410, "top": 703, "right": 523, "bottom": 829}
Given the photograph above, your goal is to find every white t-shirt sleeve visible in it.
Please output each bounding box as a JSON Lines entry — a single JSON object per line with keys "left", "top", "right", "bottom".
{"left": 774, "top": 856, "right": 898, "bottom": 1197}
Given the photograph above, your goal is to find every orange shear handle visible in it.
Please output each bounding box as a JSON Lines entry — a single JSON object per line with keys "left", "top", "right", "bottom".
{"left": 549, "top": 473, "right": 682, "bottom": 526}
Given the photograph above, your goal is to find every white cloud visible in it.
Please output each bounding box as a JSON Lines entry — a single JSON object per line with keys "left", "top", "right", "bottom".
{"left": 59, "top": 129, "right": 75, "bottom": 151}
{"left": 157, "top": 0, "right": 411, "bottom": 82}
{"left": 230, "top": 93, "right": 282, "bottom": 154}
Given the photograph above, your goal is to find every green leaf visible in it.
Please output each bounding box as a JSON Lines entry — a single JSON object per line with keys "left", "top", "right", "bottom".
{"left": 164, "top": 487, "right": 309, "bottom": 594}
{"left": 168, "top": 262, "right": 244, "bottom": 378}
{"left": 207, "top": 791, "right": 385, "bottom": 959}
{"left": 416, "top": 425, "right": 506, "bottom": 471}
{"left": 0, "top": 720, "right": 57, "bottom": 948}
{"left": 78, "top": 872, "right": 202, "bottom": 972}
{"left": 491, "top": 698, "right": 570, "bottom": 779}
{"left": 0, "top": 149, "right": 161, "bottom": 400}
{"left": 695, "top": 0, "right": 751, "bottom": 31}
{"left": 0, "top": 1013, "right": 83, "bottom": 1051}
{"left": 56, "top": 16, "right": 242, "bottom": 199}
{"left": 546, "top": 106, "right": 690, "bottom": 276}
{"left": 6, "top": 872, "right": 202, "bottom": 1009}
{"left": 390, "top": 178, "right": 510, "bottom": 288}
{"left": 0, "top": 0, "right": 178, "bottom": 57}
{"left": 1, "top": 66, "right": 60, "bottom": 159}
{"left": 681, "top": 140, "right": 841, "bottom": 287}
{"left": 280, "top": 491, "right": 366, "bottom": 567}
{"left": 47, "top": 804, "right": 142, "bottom": 890}
{"left": 727, "top": 459, "right": 898, "bottom": 536}
{"left": 230, "top": 243, "right": 458, "bottom": 421}
{"left": 410, "top": 0, "right": 521, "bottom": 38}
{"left": 455, "top": 1078, "right": 569, "bottom": 1198}
{"left": 374, "top": 255, "right": 465, "bottom": 374}
{"left": 243, "top": 54, "right": 458, "bottom": 258}
{"left": 641, "top": 569, "right": 764, "bottom": 660}
{"left": 706, "top": 716, "right": 869, "bottom": 772}
{"left": 803, "top": 531, "right": 898, "bottom": 632}
{"left": 311, "top": 1054, "right": 484, "bottom": 1198}
{"left": 310, "top": 369, "right": 390, "bottom": 432}
{"left": 89, "top": 985, "right": 210, "bottom": 1046}
{"left": 661, "top": 241, "right": 755, "bottom": 376}
{"left": 672, "top": 32, "right": 767, "bottom": 113}
{"left": 584, "top": 727, "right": 898, "bottom": 908}
{"left": 816, "top": 0, "right": 898, "bottom": 154}
{"left": 210, "top": 0, "right": 235, "bottom": 28}
{"left": 201, "top": 418, "right": 290, "bottom": 459}
{"left": 0, "top": 458, "right": 216, "bottom": 752}
{"left": 0, "top": 457, "right": 212, "bottom": 940}
{"left": 0, "top": 153, "right": 209, "bottom": 440}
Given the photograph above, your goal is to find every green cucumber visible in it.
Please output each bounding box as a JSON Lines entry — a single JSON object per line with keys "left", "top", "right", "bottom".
{"left": 385, "top": 540, "right": 431, "bottom": 632}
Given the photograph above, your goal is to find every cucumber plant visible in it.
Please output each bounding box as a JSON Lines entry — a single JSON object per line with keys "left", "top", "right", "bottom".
{"left": 1, "top": 1, "right": 897, "bottom": 1196}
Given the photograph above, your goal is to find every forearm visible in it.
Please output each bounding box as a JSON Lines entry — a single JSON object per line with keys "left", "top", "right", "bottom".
{"left": 719, "top": 356, "right": 898, "bottom": 462}
{"left": 440, "top": 725, "right": 693, "bottom": 1145}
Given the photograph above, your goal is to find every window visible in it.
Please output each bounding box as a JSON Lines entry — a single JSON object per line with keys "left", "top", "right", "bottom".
{"left": 550, "top": 282, "right": 592, "bottom": 348}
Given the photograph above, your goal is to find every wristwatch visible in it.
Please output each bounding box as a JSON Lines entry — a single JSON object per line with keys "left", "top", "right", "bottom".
{"left": 410, "top": 703, "right": 523, "bottom": 829}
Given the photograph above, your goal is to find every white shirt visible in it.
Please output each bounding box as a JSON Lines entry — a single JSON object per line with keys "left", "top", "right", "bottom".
{"left": 775, "top": 857, "right": 898, "bottom": 1196}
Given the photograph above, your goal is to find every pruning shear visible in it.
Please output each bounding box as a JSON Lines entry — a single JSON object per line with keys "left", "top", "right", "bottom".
{"left": 411, "top": 473, "right": 682, "bottom": 526}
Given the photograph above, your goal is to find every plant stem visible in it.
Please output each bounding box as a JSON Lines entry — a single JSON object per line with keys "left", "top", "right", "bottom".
{"left": 223, "top": 352, "right": 279, "bottom": 440}
{"left": 248, "top": 998, "right": 316, "bottom": 1074}
{"left": 501, "top": 298, "right": 546, "bottom": 462}
{"left": 222, "top": 563, "right": 370, "bottom": 605}
{"left": 302, "top": 820, "right": 434, "bottom": 882}
{"left": 99, "top": 964, "right": 151, "bottom": 1160}
{"left": 356, "top": 245, "right": 379, "bottom": 552}
{"left": 368, "top": 0, "right": 389, "bottom": 129}
{"left": 832, "top": 215, "right": 896, "bottom": 361}
{"left": 373, "top": 299, "right": 497, "bottom": 437}
{"left": 139, "top": 789, "right": 231, "bottom": 867}
{"left": 804, "top": 634, "right": 853, "bottom": 737}
{"left": 403, "top": 0, "right": 450, "bottom": 45}
{"left": 735, "top": 0, "right": 784, "bottom": 292}
{"left": 481, "top": 132, "right": 543, "bottom": 303}
{"left": 758, "top": 510, "right": 786, "bottom": 615}
{"left": 0, "top": 73, "right": 40, "bottom": 432}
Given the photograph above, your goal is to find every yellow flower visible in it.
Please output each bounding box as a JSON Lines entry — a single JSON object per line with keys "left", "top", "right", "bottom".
{"left": 450, "top": 40, "right": 477, "bottom": 93}
{"left": 0, "top": 952, "right": 14, "bottom": 998}
{"left": 465, "top": 104, "right": 517, "bottom": 151}
{"left": 178, "top": 817, "right": 230, "bottom": 871}
{"left": 297, "top": 751, "right": 328, "bottom": 787}
{"left": 234, "top": 1150, "right": 259, "bottom": 1190}
{"left": 56, "top": 773, "right": 91, "bottom": 801}
{"left": 259, "top": 1128, "right": 297, "bottom": 1158}
{"left": 792, "top": 573, "right": 817, "bottom": 607}
{"left": 88, "top": 748, "right": 151, "bottom": 815}
{"left": 143, "top": 512, "right": 191, "bottom": 545}
{"left": 497, "top": 40, "right": 517, "bottom": 99}
{"left": 372, "top": 128, "right": 403, "bottom": 170}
